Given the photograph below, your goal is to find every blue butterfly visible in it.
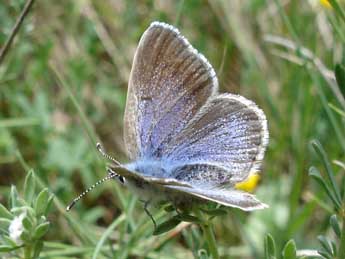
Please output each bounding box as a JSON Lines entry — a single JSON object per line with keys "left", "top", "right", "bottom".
{"left": 71, "top": 21, "right": 269, "bottom": 213}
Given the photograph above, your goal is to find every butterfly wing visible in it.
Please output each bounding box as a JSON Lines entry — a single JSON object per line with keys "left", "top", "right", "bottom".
{"left": 166, "top": 185, "right": 267, "bottom": 211}
{"left": 123, "top": 22, "right": 269, "bottom": 210}
{"left": 111, "top": 166, "right": 192, "bottom": 187}
{"left": 124, "top": 22, "right": 218, "bottom": 160}
{"left": 165, "top": 94, "right": 269, "bottom": 185}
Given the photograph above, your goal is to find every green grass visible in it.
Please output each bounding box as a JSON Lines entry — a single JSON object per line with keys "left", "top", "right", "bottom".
{"left": 1, "top": 0, "right": 345, "bottom": 258}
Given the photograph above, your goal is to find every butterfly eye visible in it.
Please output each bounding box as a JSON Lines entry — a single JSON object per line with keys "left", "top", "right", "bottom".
{"left": 118, "top": 176, "right": 125, "bottom": 184}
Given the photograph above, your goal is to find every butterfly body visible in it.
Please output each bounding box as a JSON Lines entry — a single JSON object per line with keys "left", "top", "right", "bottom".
{"left": 125, "top": 159, "right": 170, "bottom": 178}
{"left": 124, "top": 175, "right": 197, "bottom": 209}
{"left": 110, "top": 21, "right": 269, "bottom": 211}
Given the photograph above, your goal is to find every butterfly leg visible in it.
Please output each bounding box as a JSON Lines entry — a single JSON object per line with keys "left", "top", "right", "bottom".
{"left": 140, "top": 200, "right": 157, "bottom": 229}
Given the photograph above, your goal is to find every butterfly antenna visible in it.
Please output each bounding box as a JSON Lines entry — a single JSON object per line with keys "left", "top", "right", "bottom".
{"left": 96, "top": 142, "right": 121, "bottom": 166}
{"left": 66, "top": 171, "right": 118, "bottom": 211}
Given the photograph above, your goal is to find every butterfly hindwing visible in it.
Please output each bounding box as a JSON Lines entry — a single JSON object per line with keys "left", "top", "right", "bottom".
{"left": 171, "top": 163, "right": 232, "bottom": 188}
{"left": 165, "top": 94, "right": 268, "bottom": 185}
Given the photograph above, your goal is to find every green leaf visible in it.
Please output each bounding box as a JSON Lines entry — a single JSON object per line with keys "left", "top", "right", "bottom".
{"left": 311, "top": 140, "right": 342, "bottom": 208}
{"left": 282, "top": 239, "right": 297, "bottom": 259}
{"left": 11, "top": 206, "right": 34, "bottom": 217}
{"left": 330, "top": 241, "right": 337, "bottom": 257}
{"left": 2, "top": 235, "right": 18, "bottom": 247}
{"left": 175, "top": 214, "right": 201, "bottom": 224}
{"left": 24, "top": 170, "right": 36, "bottom": 204}
{"left": 318, "top": 249, "right": 333, "bottom": 259}
{"left": 318, "top": 235, "right": 333, "bottom": 256}
{"left": 0, "top": 203, "right": 13, "bottom": 219}
{"left": 22, "top": 216, "right": 34, "bottom": 231}
{"left": 163, "top": 204, "right": 175, "bottom": 212}
{"left": 201, "top": 208, "right": 227, "bottom": 217}
{"left": 0, "top": 245, "right": 18, "bottom": 252}
{"left": 308, "top": 167, "right": 341, "bottom": 211}
{"left": 330, "top": 215, "right": 341, "bottom": 238}
{"left": 0, "top": 218, "right": 12, "bottom": 230}
{"left": 16, "top": 198, "right": 28, "bottom": 207}
{"left": 20, "top": 229, "right": 31, "bottom": 242}
{"left": 33, "top": 222, "right": 50, "bottom": 240}
{"left": 264, "top": 233, "right": 276, "bottom": 259}
{"left": 44, "top": 194, "right": 54, "bottom": 216}
{"left": 335, "top": 64, "right": 345, "bottom": 98}
{"left": 34, "top": 189, "right": 49, "bottom": 216}
{"left": 153, "top": 218, "right": 181, "bottom": 235}
{"left": 9, "top": 185, "right": 18, "bottom": 208}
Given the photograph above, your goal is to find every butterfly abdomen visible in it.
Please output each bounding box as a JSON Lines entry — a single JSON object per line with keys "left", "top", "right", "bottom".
{"left": 125, "top": 176, "right": 199, "bottom": 209}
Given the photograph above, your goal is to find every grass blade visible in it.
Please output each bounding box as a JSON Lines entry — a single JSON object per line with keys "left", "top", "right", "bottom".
{"left": 92, "top": 214, "right": 126, "bottom": 259}
{"left": 311, "top": 140, "right": 342, "bottom": 205}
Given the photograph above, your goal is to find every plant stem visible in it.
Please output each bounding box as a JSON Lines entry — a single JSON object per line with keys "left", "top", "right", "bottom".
{"left": 194, "top": 209, "right": 219, "bottom": 259}
{"left": 0, "top": 0, "right": 36, "bottom": 65}
{"left": 24, "top": 245, "right": 32, "bottom": 259}
{"left": 338, "top": 210, "right": 345, "bottom": 259}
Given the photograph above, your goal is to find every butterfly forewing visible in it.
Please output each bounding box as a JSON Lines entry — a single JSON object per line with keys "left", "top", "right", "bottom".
{"left": 124, "top": 22, "right": 218, "bottom": 160}
{"left": 166, "top": 185, "right": 268, "bottom": 211}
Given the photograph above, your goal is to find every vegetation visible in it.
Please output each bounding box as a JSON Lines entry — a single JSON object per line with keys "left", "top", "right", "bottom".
{"left": 1, "top": 0, "right": 345, "bottom": 258}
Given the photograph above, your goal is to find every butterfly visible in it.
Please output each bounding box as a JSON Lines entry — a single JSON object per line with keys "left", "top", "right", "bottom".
{"left": 86, "top": 21, "right": 269, "bottom": 213}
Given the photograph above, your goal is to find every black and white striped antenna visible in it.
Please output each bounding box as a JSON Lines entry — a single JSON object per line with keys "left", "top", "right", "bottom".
{"left": 96, "top": 142, "right": 121, "bottom": 166}
{"left": 66, "top": 171, "right": 119, "bottom": 211}
{"left": 66, "top": 143, "right": 123, "bottom": 211}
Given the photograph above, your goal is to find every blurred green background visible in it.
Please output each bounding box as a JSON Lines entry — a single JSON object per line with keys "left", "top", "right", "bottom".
{"left": 1, "top": 0, "right": 345, "bottom": 258}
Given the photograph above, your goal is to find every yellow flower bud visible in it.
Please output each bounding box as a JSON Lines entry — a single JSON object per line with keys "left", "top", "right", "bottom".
{"left": 320, "top": 0, "right": 332, "bottom": 8}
